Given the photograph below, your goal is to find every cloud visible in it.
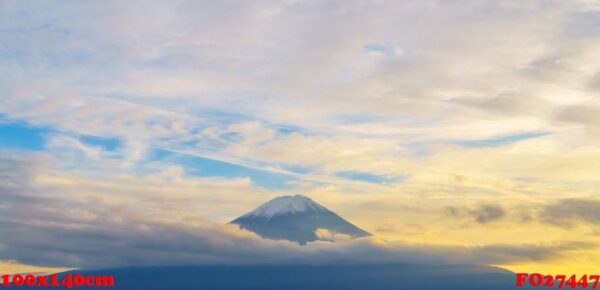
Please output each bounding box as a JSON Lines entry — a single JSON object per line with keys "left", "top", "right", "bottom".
{"left": 556, "top": 105, "right": 600, "bottom": 128}
{"left": 1, "top": 0, "right": 600, "bottom": 190}
{"left": 0, "top": 154, "right": 590, "bottom": 269}
{"left": 314, "top": 229, "right": 353, "bottom": 242}
{"left": 541, "top": 198, "right": 600, "bottom": 226}
{"left": 471, "top": 205, "right": 506, "bottom": 224}
{"left": 451, "top": 93, "right": 552, "bottom": 118}
{"left": 446, "top": 204, "right": 506, "bottom": 224}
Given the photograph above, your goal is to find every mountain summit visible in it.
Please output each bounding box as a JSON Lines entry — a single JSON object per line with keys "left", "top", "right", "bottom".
{"left": 231, "top": 195, "right": 370, "bottom": 244}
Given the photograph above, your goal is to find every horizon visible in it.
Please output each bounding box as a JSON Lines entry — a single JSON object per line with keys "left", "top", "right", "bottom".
{"left": 1, "top": 0, "right": 600, "bottom": 283}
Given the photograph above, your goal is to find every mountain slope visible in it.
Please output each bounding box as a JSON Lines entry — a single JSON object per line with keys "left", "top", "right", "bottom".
{"left": 231, "top": 195, "right": 370, "bottom": 244}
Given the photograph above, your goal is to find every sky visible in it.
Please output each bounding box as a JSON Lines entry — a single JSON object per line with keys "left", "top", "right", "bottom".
{"left": 1, "top": 0, "right": 600, "bottom": 275}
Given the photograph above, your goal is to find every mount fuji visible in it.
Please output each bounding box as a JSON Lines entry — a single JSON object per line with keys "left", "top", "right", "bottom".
{"left": 29, "top": 195, "right": 532, "bottom": 290}
{"left": 231, "top": 195, "right": 370, "bottom": 244}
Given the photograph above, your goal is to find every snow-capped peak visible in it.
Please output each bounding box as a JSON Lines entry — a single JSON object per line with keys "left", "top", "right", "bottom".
{"left": 242, "top": 195, "right": 328, "bottom": 218}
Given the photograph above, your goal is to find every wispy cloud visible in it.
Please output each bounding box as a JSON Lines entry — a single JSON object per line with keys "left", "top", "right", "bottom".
{"left": 456, "top": 132, "right": 552, "bottom": 148}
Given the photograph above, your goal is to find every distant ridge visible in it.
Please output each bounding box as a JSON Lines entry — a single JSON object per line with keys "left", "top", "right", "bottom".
{"left": 19, "top": 264, "right": 531, "bottom": 290}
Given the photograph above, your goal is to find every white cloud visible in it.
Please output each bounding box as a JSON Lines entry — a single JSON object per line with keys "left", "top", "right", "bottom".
{"left": 2, "top": 0, "right": 600, "bottom": 177}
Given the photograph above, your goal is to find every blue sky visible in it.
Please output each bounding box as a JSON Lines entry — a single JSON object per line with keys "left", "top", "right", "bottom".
{"left": 0, "top": 119, "right": 49, "bottom": 151}
{"left": 150, "top": 149, "right": 295, "bottom": 189}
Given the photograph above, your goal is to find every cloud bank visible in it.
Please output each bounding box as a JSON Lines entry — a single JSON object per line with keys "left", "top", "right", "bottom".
{"left": 0, "top": 154, "right": 592, "bottom": 269}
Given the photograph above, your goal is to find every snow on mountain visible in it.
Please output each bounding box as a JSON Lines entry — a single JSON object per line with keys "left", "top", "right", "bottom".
{"left": 231, "top": 195, "right": 370, "bottom": 245}
{"left": 240, "top": 195, "right": 328, "bottom": 219}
